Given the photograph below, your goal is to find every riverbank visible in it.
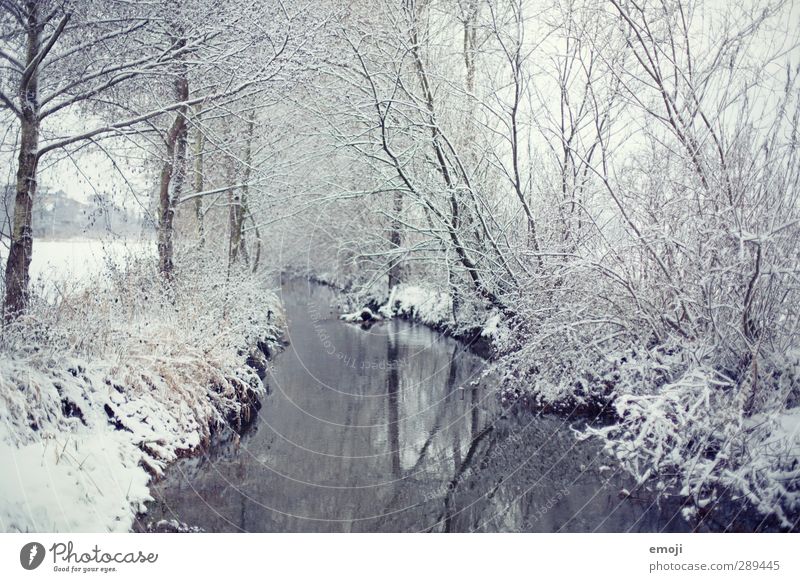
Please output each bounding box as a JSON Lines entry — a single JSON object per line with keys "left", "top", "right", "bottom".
{"left": 0, "top": 255, "right": 284, "bottom": 532}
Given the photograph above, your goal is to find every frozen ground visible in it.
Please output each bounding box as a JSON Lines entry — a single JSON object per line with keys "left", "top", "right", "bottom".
{"left": 0, "top": 428, "right": 150, "bottom": 532}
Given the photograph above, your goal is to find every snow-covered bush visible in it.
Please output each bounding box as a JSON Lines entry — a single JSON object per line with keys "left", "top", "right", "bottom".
{"left": 489, "top": 245, "right": 800, "bottom": 525}
{"left": 586, "top": 354, "right": 800, "bottom": 528}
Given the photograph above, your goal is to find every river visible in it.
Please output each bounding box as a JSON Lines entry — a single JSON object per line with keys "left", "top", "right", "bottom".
{"left": 141, "top": 278, "right": 692, "bottom": 532}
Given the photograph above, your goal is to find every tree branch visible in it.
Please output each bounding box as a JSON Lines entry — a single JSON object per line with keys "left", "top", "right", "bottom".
{"left": 19, "top": 13, "right": 71, "bottom": 91}
{"left": 37, "top": 79, "right": 261, "bottom": 158}
{"left": 0, "top": 90, "right": 21, "bottom": 117}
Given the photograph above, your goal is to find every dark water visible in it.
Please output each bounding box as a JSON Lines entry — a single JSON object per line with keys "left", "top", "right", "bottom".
{"left": 142, "top": 279, "right": 693, "bottom": 532}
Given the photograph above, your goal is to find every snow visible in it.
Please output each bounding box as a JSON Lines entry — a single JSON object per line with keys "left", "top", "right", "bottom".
{"left": 0, "top": 241, "right": 285, "bottom": 532}
{"left": 340, "top": 307, "right": 381, "bottom": 323}
{"left": 481, "top": 313, "right": 502, "bottom": 338}
{"left": 0, "top": 342, "right": 271, "bottom": 532}
{"left": 0, "top": 353, "right": 155, "bottom": 532}
{"left": 340, "top": 284, "right": 506, "bottom": 344}
{"left": 0, "top": 433, "right": 150, "bottom": 533}
{"left": 0, "top": 238, "right": 153, "bottom": 296}
{"left": 774, "top": 409, "right": 800, "bottom": 445}
{"left": 585, "top": 359, "right": 800, "bottom": 528}
{"left": 378, "top": 284, "right": 452, "bottom": 325}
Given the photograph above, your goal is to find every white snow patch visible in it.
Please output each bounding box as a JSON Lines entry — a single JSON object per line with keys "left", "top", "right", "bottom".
{"left": 378, "top": 284, "right": 452, "bottom": 326}
{"left": 481, "top": 313, "right": 502, "bottom": 338}
{"left": 340, "top": 307, "right": 381, "bottom": 323}
{"left": 0, "top": 433, "right": 150, "bottom": 533}
{"left": 0, "top": 238, "right": 152, "bottom": 295}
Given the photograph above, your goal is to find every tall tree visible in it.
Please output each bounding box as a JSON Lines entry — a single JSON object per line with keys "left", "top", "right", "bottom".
{"left": 0, "top": 0, "right": 202, "bottom": 316}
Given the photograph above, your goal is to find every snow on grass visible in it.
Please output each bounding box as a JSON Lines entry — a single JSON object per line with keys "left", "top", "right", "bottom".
{"left": 481, "top": 312, "right": 503, "bottom": 339}
{"left": 0, "top": 349, "right": 158, "bottom": 533}
{"left": 0, "top": 247, "right": 284, "bottom": 532}
{"left": 378, "top": 284, "right": 453, "bottom": 326}
{"left": 0, "top": 433, "right": 150, "bottom": 533}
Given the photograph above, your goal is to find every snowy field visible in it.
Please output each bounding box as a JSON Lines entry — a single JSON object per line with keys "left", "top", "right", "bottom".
{"left": 1, "top": 238, "right": 153, "bottom": 293}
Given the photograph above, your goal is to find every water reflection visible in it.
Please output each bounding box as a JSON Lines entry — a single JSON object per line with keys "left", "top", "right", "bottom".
{"left": 387, "top": 332, "right": 401, "bottom": 477}
{"left": 143, "top": 279, "right": 690, "bottom": 532}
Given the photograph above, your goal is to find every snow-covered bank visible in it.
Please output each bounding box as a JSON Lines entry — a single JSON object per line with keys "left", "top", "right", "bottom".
{"left": 0, "top": 253, "right": 284, "bottom": 532}
{"left": 377, "top": 284, "right": 452, "bottom": 326}
{"left": 339, "top": 283, "right": 504, "bottom": 354}
{"left": 584, "top": 357, "right": 800, "bottom": 528}
{"left": 492, "top": 285, "right": 800, "bottom": 528}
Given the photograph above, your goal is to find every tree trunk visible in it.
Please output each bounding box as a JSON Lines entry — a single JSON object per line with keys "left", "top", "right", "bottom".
{"left": 193, "top": 103, "right": 205, "bottom": 247}
{"left": 157, "top": 47, "right": 189, "bottom": 279}
{"left": 229, "top": 111, "right": 255, "bottom": 267}
{"left": 4, "top": 3, "right": 41, "bottom": 321}
{"left": 388, "top": 190, "right": 403, "bottom": 290}
{"left": 4, "top": 119, "right": 39, "bottom": 321}
{"left": 248, "top": 207, "right": 262, "bottom": 273}
{"left": 227, "top": 187, "right": 245, "bottom": 265}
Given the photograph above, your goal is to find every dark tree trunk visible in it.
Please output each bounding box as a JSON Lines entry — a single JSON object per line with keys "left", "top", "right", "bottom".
{"left": 193, "top": 103, "right": 205, "bottom": 247}
{"left": 4, "top": 119, "right": 39, "bottom": 321}
{"left": 4, "top": 2, "right": 41, "bottom": 321}
{"left": 388, "top": 190, "right": 403, "bottom": 290}
{"left": 229, "top": 111, "right": 255, "bottom": 267}
{"left": 157, "top": 46, "right": 189, "bottom": 279}
{"left": 227, "top": 188, "right": 246, "bottom": 266}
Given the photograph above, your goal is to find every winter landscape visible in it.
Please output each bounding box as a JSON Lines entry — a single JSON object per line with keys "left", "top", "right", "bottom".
{"left": 1, "top": 0, "right": 799, "bottom": 534}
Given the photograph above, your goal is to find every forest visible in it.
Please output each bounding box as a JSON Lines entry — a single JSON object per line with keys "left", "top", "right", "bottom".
{"left": 0, "top": 0, "right": 798, "bottom": 533}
